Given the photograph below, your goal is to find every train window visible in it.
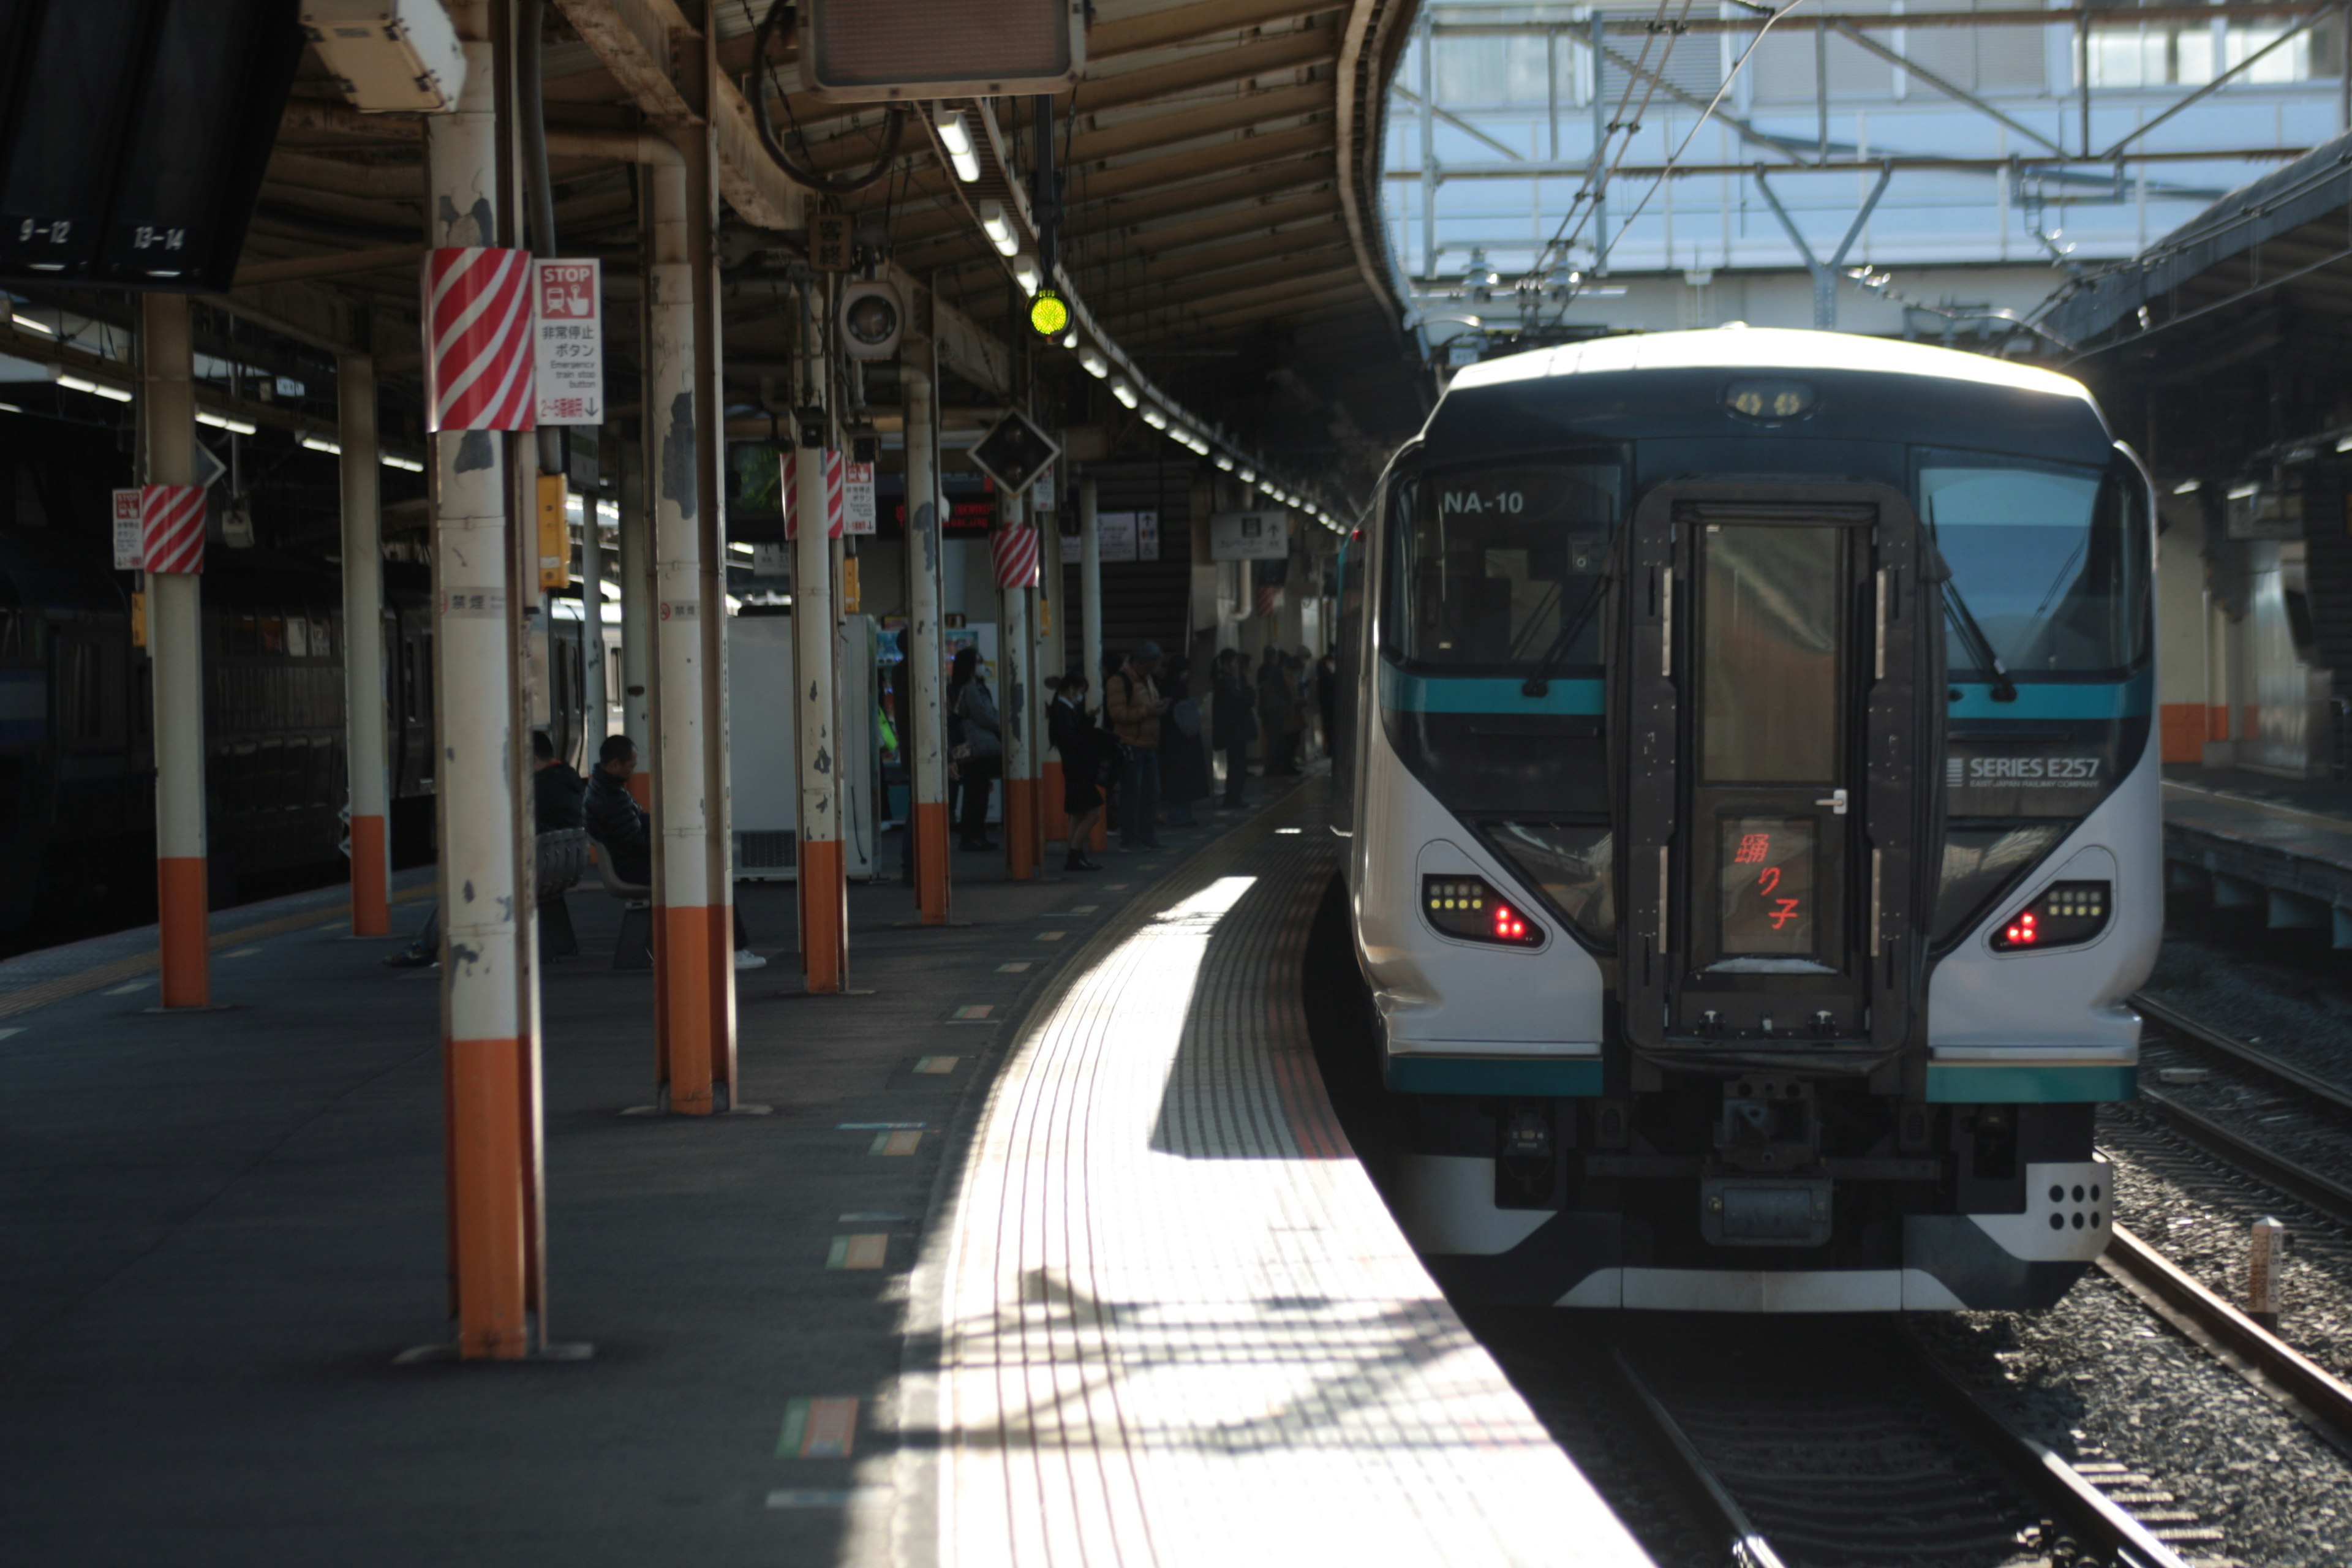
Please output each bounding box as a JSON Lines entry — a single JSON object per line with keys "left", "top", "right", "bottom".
{"left": 1917, "top": 453, "right": 2149, "bottom": 679}
{"left": 1700, "top": 524, "right": 1841, "bottom": 785}
{"left": 1384, "top": 457, "right": 1622, "bottom": 674}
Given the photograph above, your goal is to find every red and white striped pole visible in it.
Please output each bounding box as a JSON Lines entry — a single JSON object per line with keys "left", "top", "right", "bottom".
{"left": 139, "top": 294, "right": 207, "bottom": 1008}
{"left": 789, "top": 400, "right": 848, "bottom": 989}
{"left": 422, "top": 9, "right": 544, "bottom": 1359}
{"left": 993, "top": 501, "right": 1039, "bottom": 881}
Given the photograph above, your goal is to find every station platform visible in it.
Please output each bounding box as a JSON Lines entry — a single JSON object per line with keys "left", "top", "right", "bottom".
{"left": 0, "top": 780, "right": 1645, "bottom": 1567}
{"left": 2162, "top": 766, "right": 2352, "bottom": 944}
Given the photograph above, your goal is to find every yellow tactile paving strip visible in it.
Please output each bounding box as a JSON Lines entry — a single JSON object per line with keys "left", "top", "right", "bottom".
{"left": 909, "top": 795, "right": 1651, "bottom": 1567}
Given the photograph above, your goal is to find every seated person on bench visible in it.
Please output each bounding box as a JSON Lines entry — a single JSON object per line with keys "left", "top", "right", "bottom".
{"left": 586, "top": 733, "right": 766, "bottom": 971}
{"left": 388, "top": 729, "right": 594, "bottom": 969}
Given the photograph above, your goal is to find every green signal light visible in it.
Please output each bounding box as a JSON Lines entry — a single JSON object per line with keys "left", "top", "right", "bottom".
{"left": 1028, "top": 288, "right": 1070, "bottom": 337}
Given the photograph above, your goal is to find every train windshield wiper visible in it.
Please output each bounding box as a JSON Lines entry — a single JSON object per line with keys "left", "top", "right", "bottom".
{"left": 1520, "top": 580, "right": 1608, "bottom": 698}
{"left": 1941, "top": 581, "right": 2018, "bottom": 703}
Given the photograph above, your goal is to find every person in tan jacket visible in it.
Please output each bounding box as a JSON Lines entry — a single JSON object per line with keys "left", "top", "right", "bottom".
{"left": 1106, "top": 642, "right": 1166, "bottom": 849}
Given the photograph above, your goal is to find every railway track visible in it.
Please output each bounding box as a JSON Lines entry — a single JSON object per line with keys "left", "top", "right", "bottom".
{"left": 1606, "top": 1318, "right": 2197, "bottom": 1567}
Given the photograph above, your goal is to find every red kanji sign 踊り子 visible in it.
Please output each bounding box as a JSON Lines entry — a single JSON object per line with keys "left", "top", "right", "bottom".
{"left": 140, "top": 484, "right": 206, "bottom": 575}
{"left": 783, "top": 448, "right": 844, "bottom": 540}
{"left": 991, "top": 526, "right": 1039, "bottom": 589}
{"left": 424, "top": 247, "right": 535, "bottom": 432}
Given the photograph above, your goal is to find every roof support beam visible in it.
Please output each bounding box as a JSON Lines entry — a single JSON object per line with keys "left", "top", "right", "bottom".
{"left": 1074, "top": 28, "right": 1335, "bottom": 117}
{"left": 1090, "top": 0, "right": 1341, "bottom": 59}
{"left": 1070, "top": 84, "right": 1327, "bottom": 165}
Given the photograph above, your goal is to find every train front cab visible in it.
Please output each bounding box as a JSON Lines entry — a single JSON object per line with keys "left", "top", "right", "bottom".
{"left": 1344, "top": 334, "right": 2159, "bottom": 1312}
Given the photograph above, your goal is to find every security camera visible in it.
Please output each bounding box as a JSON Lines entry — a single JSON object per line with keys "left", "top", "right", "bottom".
{"left": 839, "top": 279, "right": 903, "bottom": 361}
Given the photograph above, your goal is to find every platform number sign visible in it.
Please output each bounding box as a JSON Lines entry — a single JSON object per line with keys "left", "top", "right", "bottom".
{"left": 532, "top": 259, "right": 605, "bottom": 426}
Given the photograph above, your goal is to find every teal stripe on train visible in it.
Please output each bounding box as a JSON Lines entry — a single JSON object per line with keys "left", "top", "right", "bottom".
{"left": 1378, "top": 664, "right": 1603, "bottom": 716}
{"left": 1947, "top": 667, "right": 2154, "bottom": 721}
{"left": 1924, "top": 1062, "right": 2136, "bottom": 1102}
{"left": 1381, "top": 663, "right": 2150, "bottom": 721}
{"left": 1385, "top": 1052, "right": 1605, "bottom": 1096}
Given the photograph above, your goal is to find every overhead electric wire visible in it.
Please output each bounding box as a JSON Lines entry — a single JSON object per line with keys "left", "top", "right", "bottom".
{"left": 1586, "top": 0, "right": 1812, "bottom": 290}
{"left": 748, "top": 0, "right": 906, "bottom": 197}
{"left": 1517, "top": 0, "right": 1699, "bottom": 291}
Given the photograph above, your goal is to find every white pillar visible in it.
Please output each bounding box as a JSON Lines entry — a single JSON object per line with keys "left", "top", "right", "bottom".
{"left": 619, "top": 438, "right": 652, "bottom": 754}
{"left": 644, "top": 147, "right": 720, "bottom": 1107}
{"left": 424, "top": 17, "right": 538, "bottom": 1359}
{"left": 793, "top": 285, "right": 845, "bottom": 987}
{"left": 141, "top": 293, "right": 207, "bottom": 1008}
{"left": 580, "top": 488, "right": 607, "bottom": 748}
{"left": 1080, "top": 475, "right": 1102, "bottom": 697}
{"left": 904, "top": 360, "right": 949, "bottom": 921}
{"left": 999, "top": 491, "right": 1035, "bottom": 879}
{"left": 339, "top": 350, "right": 390, "bottom": 933}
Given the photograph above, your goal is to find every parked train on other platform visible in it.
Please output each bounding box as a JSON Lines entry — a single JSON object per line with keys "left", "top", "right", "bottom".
{"left": 1335, "top": 328, "right": 2158, "bottom": 1311}
{"left": 0, "top": 529, "right": 594, "bottom": 940}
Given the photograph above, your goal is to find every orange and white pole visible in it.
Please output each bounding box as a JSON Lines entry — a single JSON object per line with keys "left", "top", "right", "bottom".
{"left": 141, "top": 294, "right": 208, "bottom": 1008}
{"left": 644, "top": 145, "right": 720, "bottom": 1109}
{"left": 339, "top": 350, "right": 390, "bottom": 935}
{"left": 424, "top": 14, "right": 541, "bottom": 1359}
{"left": 1079, "top": 474, "right": 1107, "bottom": 854}
{"left": 794, "top": 285, "right": 846, "bottom": 990}
{"left": 903, "top": 358, "right": 950, "bottom": 923}
{"left": 999, "top": 492, "right": 1036, "bottom": 881}
{"left": 1038, "top": 494, "right": 1065, "bottom": 850}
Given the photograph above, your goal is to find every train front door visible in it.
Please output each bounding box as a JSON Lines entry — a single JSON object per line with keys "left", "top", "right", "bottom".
{"left": 1617, "top": 483, "right": 1936, "bottom": 1062}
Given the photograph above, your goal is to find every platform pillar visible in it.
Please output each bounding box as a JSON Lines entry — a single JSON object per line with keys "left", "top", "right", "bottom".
{"left": 579, "top": 475, "right": 608, "bottom": 750}
{"left": 424, "top": 17, "right": 543, "bottom": 1359}
{"left": 1000, "top": 492, "right": 1035, "bottom": 881}
{"left": 684, "top": 75, "right": 736, "bottom": 1093}
{"left": 617, "top": 436, "right": 652, "bottom": 767}
{"left": 1079, "top": 474, "right": 1106, "bottom": 853}
{"left": 644, "top": 147, "right": 719, "bottom": 1110}
{"left": 794, "top": 285, "right": 847, "bottom": 989}
{"left": 338, "top": 350, "right": 391, "bottom": 935}
{"left": 141, "top": 293, "right": 208, "bottom": 1008}
{"left": 903, "top": 359, "right": 950, "bottom": 924}
{"left": 1040, "top": 501, "right": 1068, "bottom": 845}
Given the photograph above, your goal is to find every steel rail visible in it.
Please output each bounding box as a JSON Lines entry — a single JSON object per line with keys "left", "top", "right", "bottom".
{"left": 2134, "top": 1084, "right": 2352, "bottom": 1229}
{"left": 2133, "top": 990, "right": 2352, "bottom": 1120}
{"left": 2097, "top": 1221, "right": 2352, "bottom": 1460}
{"left": 1606, "top": 1349, "right": 1787, "bottom": 1568}
{"left": 1894, "top": 1332, "right": 2193, "bottom": 1568}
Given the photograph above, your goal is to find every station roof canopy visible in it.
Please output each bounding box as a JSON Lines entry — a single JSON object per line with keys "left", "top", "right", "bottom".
{"left": 244, "top": 0, "right": 1436, "bottom": 507}
{"left": 2043, "top": 129, "right": 2352, "bottom": 475}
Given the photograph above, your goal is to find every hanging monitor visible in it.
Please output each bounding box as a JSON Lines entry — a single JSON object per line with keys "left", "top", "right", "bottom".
{"left": 0, "top": 0, "right": 305, "bottom": 291}
{"left": 798, "top": 0, "right": 1084, "bottom": 102}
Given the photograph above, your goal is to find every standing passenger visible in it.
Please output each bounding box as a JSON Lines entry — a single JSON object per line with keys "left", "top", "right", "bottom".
{"left": 1212, "top": 649, "right": 1256, "bottom": 808}
{"left": 949, "top": 647, "right": 1001, "bottom": 851}
{"left": 1158, "top": 654, "right": 1209, "bottom": 828}
{"left": 1106, "top": 642, "right": 1166, "bottom": 850}
{"left": 1048, "top": 669, "right": 1103, "bottom": 873}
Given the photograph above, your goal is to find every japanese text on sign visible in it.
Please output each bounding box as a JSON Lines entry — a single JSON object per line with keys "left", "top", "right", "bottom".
{"left": 533, "top": 258, "right": 605, "bottom": 426}
{"left": 843, "top": 461, "right": 876, "bottom": 535}
{"left": 112, "top": 489, "right": 143, "bottom": 570}
{"left": 1719, "top": 818, "right": 1815, "bottom": 954}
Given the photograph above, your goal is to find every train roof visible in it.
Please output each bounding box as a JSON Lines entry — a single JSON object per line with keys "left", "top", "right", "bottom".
{"left": 1449, "top": 328, "right": 2094, "bottom": 404}
{"left": 1422, "top": 326, "right": 2113, "bottom": 463}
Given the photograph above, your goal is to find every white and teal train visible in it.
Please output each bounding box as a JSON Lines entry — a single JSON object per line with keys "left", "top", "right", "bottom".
{"left": 1334, "top": 328, "right": 2159, "bottom": 1311}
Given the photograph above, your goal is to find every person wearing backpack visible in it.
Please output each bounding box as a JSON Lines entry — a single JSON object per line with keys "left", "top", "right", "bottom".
{"left": 1158, "top": 654, "right": 1210, "bottom": 827}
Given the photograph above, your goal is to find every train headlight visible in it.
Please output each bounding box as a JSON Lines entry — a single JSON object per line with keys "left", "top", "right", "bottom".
{"left": 1991, "top": 880, "right": 2112, "bottom": 952}
{"left": 1421, "top": 875, "right": 1544, "bottom": 948}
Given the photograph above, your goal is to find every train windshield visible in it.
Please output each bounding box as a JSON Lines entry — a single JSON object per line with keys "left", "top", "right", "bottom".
{"left": 1917, "top": 452, "right": 2148, "bottom": 679}
{"left": 1385, "top": 458, "right": 1623, "bottom": 674}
